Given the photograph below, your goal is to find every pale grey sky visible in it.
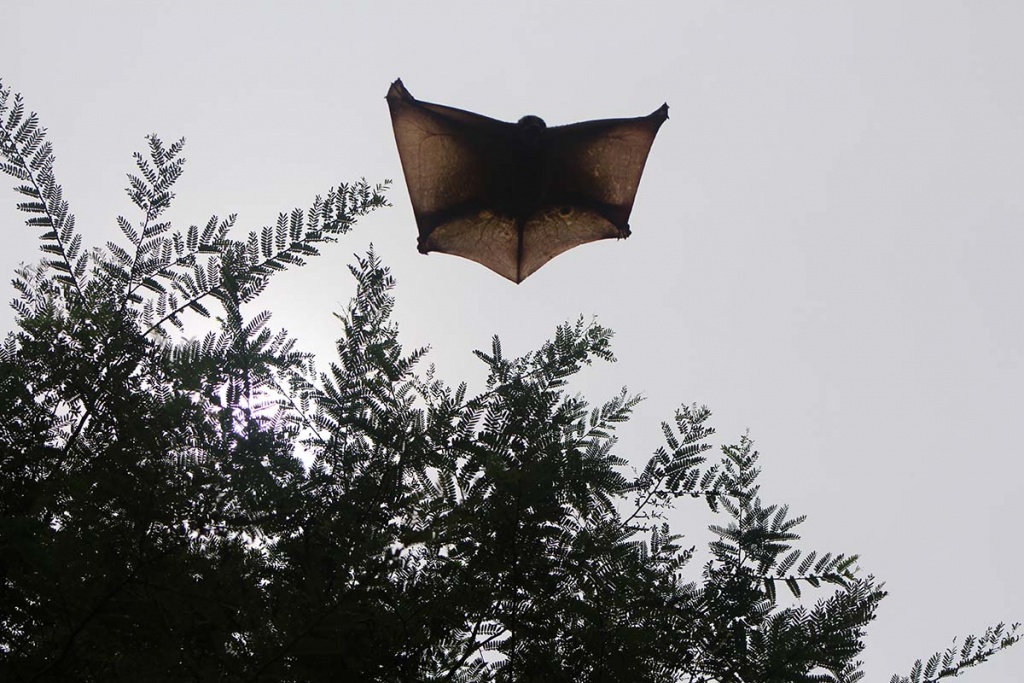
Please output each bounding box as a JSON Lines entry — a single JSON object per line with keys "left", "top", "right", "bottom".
{"left": 2, "top": 1, "right": 1022, "bottom": 680}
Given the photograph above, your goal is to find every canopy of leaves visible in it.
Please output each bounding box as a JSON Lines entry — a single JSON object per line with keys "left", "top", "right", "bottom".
{"left": 0, "top": 78, "right": 1018, "bottom": 683}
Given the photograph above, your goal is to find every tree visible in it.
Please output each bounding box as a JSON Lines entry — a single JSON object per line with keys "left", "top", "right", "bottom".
{"left": 0, "top": 79, "right": 1018, "bottom": 683}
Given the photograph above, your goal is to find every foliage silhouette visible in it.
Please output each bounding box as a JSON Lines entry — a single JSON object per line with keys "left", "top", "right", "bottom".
{"left": 0, "top": 79, "right": 1018, "bottom": 682}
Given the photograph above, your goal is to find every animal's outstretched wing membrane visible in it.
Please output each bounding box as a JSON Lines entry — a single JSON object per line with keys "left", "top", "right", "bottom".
{"left": 386, "top": 80, "right": 497, "bottom": 224}
{"left": 545, "top": 111, "right": 669, "bottom": 231}
{"left": 386, "top": 79, "right": 668, "bottom": 283}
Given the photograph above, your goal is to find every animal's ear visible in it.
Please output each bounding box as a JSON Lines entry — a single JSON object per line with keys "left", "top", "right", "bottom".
{"left": 547, "top": 105, "right": 669, "bottom": 228}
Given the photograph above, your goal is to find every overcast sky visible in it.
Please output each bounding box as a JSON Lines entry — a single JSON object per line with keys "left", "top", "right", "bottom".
{"left": 3, "top": 1, "right": 1022, "bottom": 680}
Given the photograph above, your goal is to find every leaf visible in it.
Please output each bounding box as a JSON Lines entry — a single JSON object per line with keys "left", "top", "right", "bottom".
{"left": 140, "top": 277, "right": 166, "bottom": 294}
{"left": 117, "top": 215, "right": 140, "bottom": 245}
{"left": 44, "top": 258, "right": 71, "bottom": 273}
{"left": 13, "top": 184, "right": 39, "bottom": 198}
{"left": 16, "top": 201, "right": 47, "bottom": 213}
{"left": 0, "top": 161, "right": 31, "bottom": 180}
